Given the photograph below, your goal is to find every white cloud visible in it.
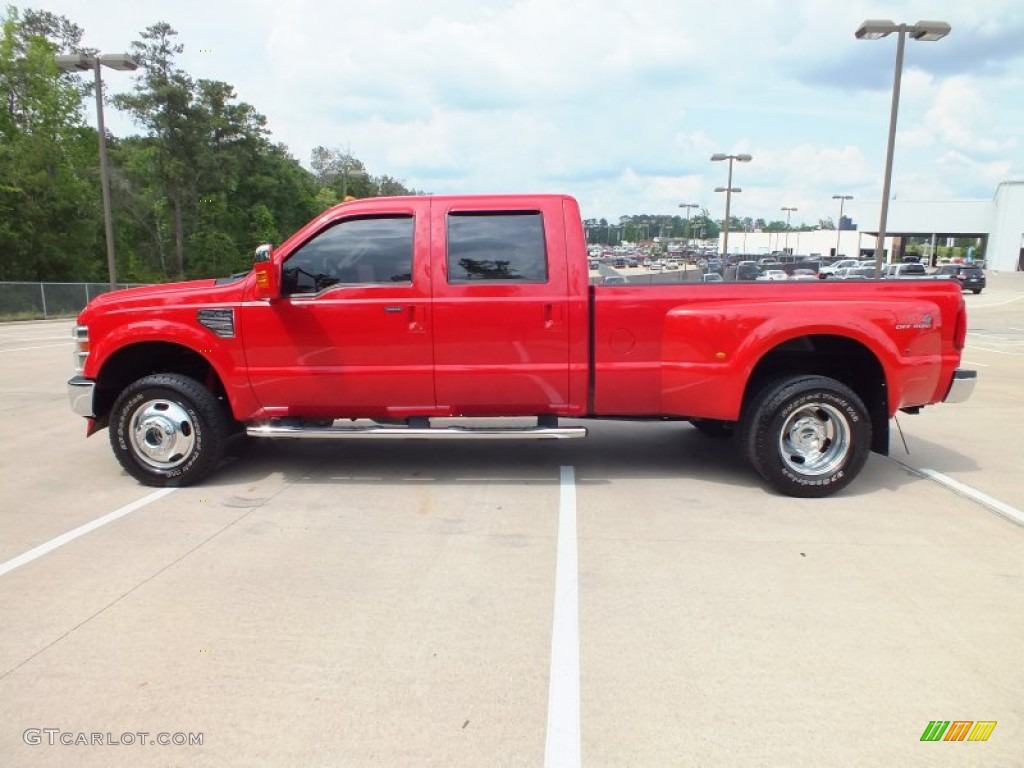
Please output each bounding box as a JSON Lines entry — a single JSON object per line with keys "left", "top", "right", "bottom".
{"left": 29, "top": 0, "right": 1024, "bottom": 225}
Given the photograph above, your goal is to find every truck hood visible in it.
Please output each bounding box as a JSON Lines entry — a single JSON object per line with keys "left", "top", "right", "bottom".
{"left": 78, "top": 275, "right": 249, "bottom": 323}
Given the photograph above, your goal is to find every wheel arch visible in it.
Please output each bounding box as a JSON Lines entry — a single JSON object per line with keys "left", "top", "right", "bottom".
{"left": 91, "top": 342, "right": 227, "bottom": 432}
{"left": 742, "top": 334, "right": 890, "bottom": 455}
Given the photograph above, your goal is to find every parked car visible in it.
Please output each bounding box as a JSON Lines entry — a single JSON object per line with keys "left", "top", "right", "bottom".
{"left": 757, "top": 269, "right": 789, "bottom": 281}
{"left": 735, "top": 261, "right": 760, "bottom": 281}
{"left": 701, "top": 272, "right": 724, "bottom": 283}
{"left": 789, "top": 269, "right": 818, "bottom": 281}
{"left": 884, "top": 263, "right": 928, "bottom": 278}
{"left": 819, "top": 259, "right": 861, "bottom": 277}
{"left": 842, "top": 267, "right": 880, "bottom": 279}
{"left": 934, "top": 264, "right": 986, "bottom": 294}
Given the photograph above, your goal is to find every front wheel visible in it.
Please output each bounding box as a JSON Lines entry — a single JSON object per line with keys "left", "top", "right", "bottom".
{"left": 109, "top": 373, "right": 229, "bottom": 487}
{"left": 742, "top": 375, "right": 871, "bottom": 498}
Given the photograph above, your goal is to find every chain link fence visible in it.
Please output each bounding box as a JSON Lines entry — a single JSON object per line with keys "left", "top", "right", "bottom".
{"left": 0, "top": 282, "right": 147, "bottom": 320}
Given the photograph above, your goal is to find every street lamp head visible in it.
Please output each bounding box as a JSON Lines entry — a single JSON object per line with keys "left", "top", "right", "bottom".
{"left": 55, "top": 54, "right": 92, "bottom": 71}
{"left": 832, "top": 194, "right": 854, "bottom": 201}
{"left": 735, "top": 154, "right": 752, "bottom": 162}
{"left": 910, "top": 20, "right": 951, "bottom": 41}
{"left": 715, "top": 187, "right": 741, "bottom": 193}
{"left": 855, "top": 19, "right": 897, "bottom": 39}
{"left": 710, "top": 153, "right": 753, "bottom": 162}
{"left": 99, "top": 53, "right": 139, "bottom": 71}
{"left": 781, "top": 206, "right": 797, "bottom": 212}
{"left": 710, "top": 153, "right": 727, "bottom": 162}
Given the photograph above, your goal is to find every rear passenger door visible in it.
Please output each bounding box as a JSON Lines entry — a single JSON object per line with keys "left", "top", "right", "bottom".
{"left": 429, "top": 199, "right": 570, "bottom": 414}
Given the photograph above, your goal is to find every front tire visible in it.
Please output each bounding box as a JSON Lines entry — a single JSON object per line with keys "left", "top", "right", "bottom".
{"left": 109, "top": 373, "right": 229, "bottom": 487}
{"left": 742, "top": 375, "right": 871, "bottom": 498}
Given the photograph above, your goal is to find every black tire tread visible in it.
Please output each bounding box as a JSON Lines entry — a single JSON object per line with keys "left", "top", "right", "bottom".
{"left": 741, "top": 374, "right": 871, "bottom": 498}
{"left": 108, "top": 373, "right": 229, "bottom": 487}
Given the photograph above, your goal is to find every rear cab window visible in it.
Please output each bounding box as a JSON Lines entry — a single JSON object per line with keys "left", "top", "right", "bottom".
{"left": 446, "top": 212, "right": 548, "bottom": 283}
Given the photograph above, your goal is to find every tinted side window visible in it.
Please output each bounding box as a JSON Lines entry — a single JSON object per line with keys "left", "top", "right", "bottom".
{"left": 282, "top": 216, "right": 414, "bottom": 295}
{"left": 447, "top": 212, "right": 547, "bottom": 282}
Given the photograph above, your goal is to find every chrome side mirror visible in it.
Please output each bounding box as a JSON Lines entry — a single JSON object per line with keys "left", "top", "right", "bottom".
{"left": 254, "top": 243, "right": 273, "bottom": 263}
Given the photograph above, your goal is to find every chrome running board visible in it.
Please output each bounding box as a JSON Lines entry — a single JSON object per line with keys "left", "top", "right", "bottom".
{"left": 246, "top": 423, "right": 587, "bottom": 440}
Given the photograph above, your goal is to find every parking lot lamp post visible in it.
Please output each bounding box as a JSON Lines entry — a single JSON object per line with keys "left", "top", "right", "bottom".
{"left": 781, "top": 206, "right": 797, "bottom": 252}
{"left": 856, "top": 19, "right": 950, "bottom": 276}
{"left": 679, "top": 203, "right": 699, "bottom": 245}
{"left": 711, "top": 153, "right": 751, "bottom": 260}
{"left": 832, "top": 195, "right": 853, "bottom": 258}
{"left": 56, "top": 53, "right": 138, "bottom": 290}
{"left": 341, "top": 167, "right": 367, "bottom": 200}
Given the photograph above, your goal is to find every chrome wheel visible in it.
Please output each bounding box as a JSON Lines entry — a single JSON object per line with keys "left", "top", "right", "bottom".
{"left": 777, "top": 402, "right": 850, "bottom": 476}
{"left": 129, "top": 399, "right": 196, "bottom": 470}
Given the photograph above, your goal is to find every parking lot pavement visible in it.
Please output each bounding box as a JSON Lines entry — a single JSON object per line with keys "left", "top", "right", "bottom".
{"left": 1, "top": 283, "right": 1022, "bottom": 766}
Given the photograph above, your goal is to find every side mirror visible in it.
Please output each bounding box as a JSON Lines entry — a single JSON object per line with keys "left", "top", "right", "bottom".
{"left": 253, "top": 259, "right": 280, "bottom": 301}
{"left": 254, "top": 243, "right": 273, "bottom": 263}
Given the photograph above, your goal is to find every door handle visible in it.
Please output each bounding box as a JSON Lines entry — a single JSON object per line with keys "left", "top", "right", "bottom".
{"left": 544, "top": 303, "right": 564, "bottom": 329}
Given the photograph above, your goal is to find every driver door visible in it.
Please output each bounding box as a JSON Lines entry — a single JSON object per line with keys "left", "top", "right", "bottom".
{"left": 240, "top": 201, "right": 434, "bottom": 417}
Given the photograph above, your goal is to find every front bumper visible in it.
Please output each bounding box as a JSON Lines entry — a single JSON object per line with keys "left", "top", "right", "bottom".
{"left": 68, "top": 376, "right": 96, "bottom": 418}
{"left": 943, "top": 369, "right": 977, "bottom": 404}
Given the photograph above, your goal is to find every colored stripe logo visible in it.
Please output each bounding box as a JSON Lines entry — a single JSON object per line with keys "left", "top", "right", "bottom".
{"left": 921, "top": 721, "right": 996, "bottom": 742}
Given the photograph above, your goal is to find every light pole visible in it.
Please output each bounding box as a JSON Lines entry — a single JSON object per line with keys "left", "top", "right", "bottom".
{"left": 832, "top": 195, "right": 853, "bottom": 258}
{"left": 856, "top": 19, "right": 950, "bottom": 276}
{"left": 56, "top": 53, "right": 139, "bottom": 289}
{"left": 678, "top": 203, "right": 699, "bottom": 246}
{"left": 711, "top": 153, "right": 751, "bottom": 260}
{"left": 341, "top": 167, "right": 367, "bottom": 200}
{"left": 781, "top": 206, "right": 797, "bottom": 253}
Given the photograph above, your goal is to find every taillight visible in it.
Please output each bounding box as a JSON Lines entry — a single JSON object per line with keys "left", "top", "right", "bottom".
{"left": 953, "top": 302, "right": 967, "bottom": 351}
{"left": 956, "top": 273, "right": 966, "bottom": 280}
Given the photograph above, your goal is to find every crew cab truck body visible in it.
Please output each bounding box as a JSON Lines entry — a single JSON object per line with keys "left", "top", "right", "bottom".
{"left": 68, "top": 194, "right": 976, "bottom": 498}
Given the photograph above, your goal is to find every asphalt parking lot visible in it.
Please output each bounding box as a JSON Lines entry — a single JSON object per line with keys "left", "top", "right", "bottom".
{"left": 1, "top": 274, "right": 1022, "bottom": 767}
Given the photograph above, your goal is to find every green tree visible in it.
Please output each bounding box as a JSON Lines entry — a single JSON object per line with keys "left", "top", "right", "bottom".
{"left": 0, "top": 6, "right": 101, "bottom": 280}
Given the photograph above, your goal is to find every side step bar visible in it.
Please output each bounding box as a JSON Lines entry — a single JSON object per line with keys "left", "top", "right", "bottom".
{"left": 246, "top": 424, "right": 588, "bottom": 441}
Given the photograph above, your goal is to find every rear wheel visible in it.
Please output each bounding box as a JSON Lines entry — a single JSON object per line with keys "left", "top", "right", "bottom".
{"left": 742, "top": 375, "right": 871, "bottom": 498}
{"left": 109, "top": 373, "right": 229, "bottom": 487}
{"left": 971, "top": 288, "right": 982, "bottom": 294}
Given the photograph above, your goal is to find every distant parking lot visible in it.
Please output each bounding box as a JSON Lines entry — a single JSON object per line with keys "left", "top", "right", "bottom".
{"left": 1, "top": 274, "right": 1022, "bottom": 766}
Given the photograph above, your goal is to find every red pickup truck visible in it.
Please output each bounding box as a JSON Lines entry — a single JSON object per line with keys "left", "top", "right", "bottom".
{"left": 67, "top": 194, "right": 975, "bottom": 497}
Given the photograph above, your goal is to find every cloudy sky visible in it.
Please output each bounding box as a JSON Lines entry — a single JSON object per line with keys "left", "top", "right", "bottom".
{"left": 33, "top": 0, "right": 1024, "bottom": 227}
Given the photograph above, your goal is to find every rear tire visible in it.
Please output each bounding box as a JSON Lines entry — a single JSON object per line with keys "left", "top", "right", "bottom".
{"left": 971, "top": 289, "right": 982, "bottom": 294}
{"left": 109, "top": 373, "right": 229, "bottom": 487}
{"left": 741, "top": 375, "right": 871, "bottom": 498}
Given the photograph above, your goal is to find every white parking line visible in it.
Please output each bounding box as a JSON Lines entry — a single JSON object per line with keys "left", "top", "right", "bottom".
{"left": 0, "top": 489, "right": 177, "bottom": 577}
{"left": 0, "top": 335, "right": 71, "bottom": 342}
{"left": 964, "top": 344, "right": 1024, "bottom": 356}
{"left": 918, "top": 469, "right": 1024, "bottom": 528}
{"left": 0, "top": 343, "right": 71, "bottom": 353}
{"left": 544, "top": 465, "right": 581, "bottom": 768}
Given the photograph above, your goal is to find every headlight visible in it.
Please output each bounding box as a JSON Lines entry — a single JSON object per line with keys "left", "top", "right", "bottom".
{"left": 72, "top": 325, "right": 89, "bottom": 373}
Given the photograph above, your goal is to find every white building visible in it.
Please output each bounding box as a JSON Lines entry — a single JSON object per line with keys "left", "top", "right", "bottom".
{"left": 717, "top": 180, "right": 1024, "bottom": 271}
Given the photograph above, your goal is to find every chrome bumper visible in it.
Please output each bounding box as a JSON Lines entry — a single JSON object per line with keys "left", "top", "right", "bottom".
{"left": 68, "top": 376, "right": 96, "bottom": 418}
{"left": 943, "top": 369, "right": 977, "bottom": 404}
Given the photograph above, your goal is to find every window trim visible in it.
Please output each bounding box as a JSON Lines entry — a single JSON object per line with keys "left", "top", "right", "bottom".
{"left": 281, "top": 214, "right": 415, "bottom": 297}
{"left": 445, "top": 210, "right": 549, "bottom": 284}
